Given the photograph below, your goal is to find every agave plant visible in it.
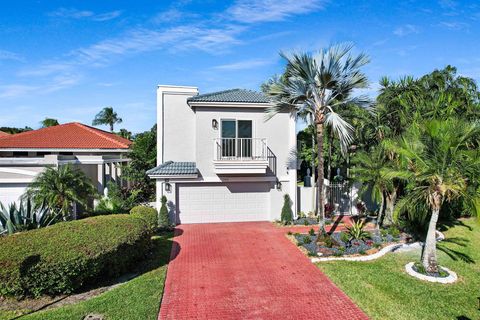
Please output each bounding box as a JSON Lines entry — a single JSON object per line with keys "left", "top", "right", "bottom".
{"left": 0, "top": 198, "right": 60, "bottom": 235}
{"left": 345, "top": 220, "right": 371, "bottom": 242}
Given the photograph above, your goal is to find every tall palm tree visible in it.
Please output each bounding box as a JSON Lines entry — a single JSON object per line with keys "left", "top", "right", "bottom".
{"left": 24, "top": 165, "right": 96, "bottom": 218}
{"left": 384, "top": 119, "right": 480, "bottom": 273}
{"left": 265, "top": 43, "right": 370, "bottom": 233}
{"left": 40, "top": 118, "right": 59, "bottom": 128}
{"left": 92, "top": 107, "right": 123, "bottom": 132}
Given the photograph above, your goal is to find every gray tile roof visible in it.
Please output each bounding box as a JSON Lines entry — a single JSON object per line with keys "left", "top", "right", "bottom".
{"left": 147, "top": 161, "right": 198, "bottom": 176}
{"left": 187, "top": 89, "right": 270, "bottom": 104}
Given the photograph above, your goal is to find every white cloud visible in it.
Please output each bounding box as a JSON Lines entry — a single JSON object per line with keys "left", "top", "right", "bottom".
{"left": 0, "top": 84, "right": 38, "bottom": 98}
{"left": 393, "top": 24, "right": 419, "bottom": 37}
{"left": 439, "top": 21, "right": 468, "bottom": 30}
{"left": 0, "top": 49, "right": 24, "bottom": 62}
{"left": 226, "top": 0, "right": 325, "bottom": 23}
{"left": 48, "top": 8, "right": 121, "bottom": 21}
{"left": 214, "top": 59, "right": 272, "bottom": 70}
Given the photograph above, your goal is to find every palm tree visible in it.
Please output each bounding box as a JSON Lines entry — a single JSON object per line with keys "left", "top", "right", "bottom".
{"left": 351, "top": 147, "right": 394, "bottom": 227}
{"left": 92, "top": 107, "right": 123, "bottom": 132}
{"left": 24, "top": 165, "right": 96, "bottom": 218}
{"left": 265, "top": 43, "right": 370, "bottom": 233}
{"left": 40, "top": 118, "right": 59, "bottom": 128}
{"left": 384, "top": 119, "right": 480, "bottom": 273}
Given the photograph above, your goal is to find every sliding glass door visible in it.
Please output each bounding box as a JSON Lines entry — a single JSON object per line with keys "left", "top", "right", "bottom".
{"left": 221, "top": 120, "right": 252, "bottom": 159}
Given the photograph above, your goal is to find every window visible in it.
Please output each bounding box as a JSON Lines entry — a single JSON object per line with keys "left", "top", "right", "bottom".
{"left": 220, "top": 120, "right": 252, "bottom": 158}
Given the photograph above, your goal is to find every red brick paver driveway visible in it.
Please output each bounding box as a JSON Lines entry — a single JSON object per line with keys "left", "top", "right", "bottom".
{"left": 159, "top": 222, "right": 368, "bottom": 320}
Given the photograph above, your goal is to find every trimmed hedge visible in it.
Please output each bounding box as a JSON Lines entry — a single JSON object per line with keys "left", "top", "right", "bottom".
{"left": 0, "top": 214, "right": 151, "bottom": 298}
{"left": 130, "top": 206, "right": 158, "bottom": 231}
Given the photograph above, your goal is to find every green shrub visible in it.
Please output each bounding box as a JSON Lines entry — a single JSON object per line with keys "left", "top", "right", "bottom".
{"left": 0, "top": 214, "right": 151, "bottom": 298}
{"left": 303, "top": 236, "right": 312, "bottom": 244}
{"left": 280, "top": 194, "right": 293, "bottom": 225}
{"left": 130, "top": 206, "right": 158, "bottom": 231}
{"left": 158, "top": 196, "right": 169, "bottom": 228}
{"left": 308, "top": 228, "right": 315, "bottom": 236}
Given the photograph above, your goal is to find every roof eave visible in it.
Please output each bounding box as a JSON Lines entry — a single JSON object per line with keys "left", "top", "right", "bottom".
{"left": 187, "top": 101, "right": 272, "bottom": 108}
{"left": 147, "top": 173, "right": 199, "bottom": 179}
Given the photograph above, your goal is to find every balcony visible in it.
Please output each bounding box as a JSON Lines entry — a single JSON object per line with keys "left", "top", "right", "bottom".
{"left": 213, "top": 138, "right": 269, "bottom": 174}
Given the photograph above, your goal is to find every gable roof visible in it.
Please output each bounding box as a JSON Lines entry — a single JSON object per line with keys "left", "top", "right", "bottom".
{"left": 147, "top": 161, "right": 198, "bottom": 177}
{"left": 0, "top": 122, "right": 131, "bottom": 150}
{"left": 187, "top": 89, "right": 270, "bottom": 104}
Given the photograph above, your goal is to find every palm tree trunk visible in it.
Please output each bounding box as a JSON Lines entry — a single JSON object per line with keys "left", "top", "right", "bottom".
{"left": 422, "top": 206, "right": 440, "bottom": 273}
{"left": 316, "top": 122, "right": 326, "bottom": 234}
{"left": 328, "top": 129, "right": 333, "bottom": 181}
{"left": 376, "top": 192, "right": 385, "bottom": 229}
{"left": 110, "top": 123, "right": 114, "bottom": 132}
{"left": 383, "top": 188, "right": 397, "bottom": 226}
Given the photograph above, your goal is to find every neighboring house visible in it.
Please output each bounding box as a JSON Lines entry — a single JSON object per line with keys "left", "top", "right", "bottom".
{"left": 0, "top": 122, "right": 131, "bottom": 206}
{"left": 147, "top": 86, "right": 296, "bottom": 224}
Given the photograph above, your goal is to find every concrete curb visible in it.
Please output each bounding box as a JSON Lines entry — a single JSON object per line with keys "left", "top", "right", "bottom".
{"left": 404, "top": 262, "right": 458, "bottom": 283}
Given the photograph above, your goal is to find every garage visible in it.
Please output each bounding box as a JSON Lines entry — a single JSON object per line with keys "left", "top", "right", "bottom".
{"left": 177, "top": 182, "right": 271, "bottom": 224}
{"left": 0, "top": 183, "right": 29, "bottom": 207}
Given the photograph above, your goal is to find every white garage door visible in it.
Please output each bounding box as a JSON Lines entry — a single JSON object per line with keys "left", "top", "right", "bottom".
{"left": 177, "top": 182, "right": 271, "bottom": 224}
{"left": 0, "top": 183, "right": 29, "bottom": 207}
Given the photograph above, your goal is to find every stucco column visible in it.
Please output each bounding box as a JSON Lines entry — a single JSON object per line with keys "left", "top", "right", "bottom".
{"left": 97, "top": 163, "right": 105, "bottom": 195}
{"left": 111, "top": 162, "right": 117, "bottom": 182}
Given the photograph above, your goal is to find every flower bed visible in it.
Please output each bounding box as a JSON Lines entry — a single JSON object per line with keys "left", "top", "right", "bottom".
{"left": 291, "top": 226, "right": 405, "bottom": 258}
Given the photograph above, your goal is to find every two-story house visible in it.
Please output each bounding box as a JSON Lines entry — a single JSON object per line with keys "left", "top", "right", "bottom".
{"left": 147, "top": 85, "right": 297, "bottom": 224}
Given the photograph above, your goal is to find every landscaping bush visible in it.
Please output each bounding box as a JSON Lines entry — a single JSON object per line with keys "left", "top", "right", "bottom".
{"left": 0, "top": 214, "right": 151, "bottom": 298}
{"left": 281, "top": 194, "right": 293, "bottom": 224}
{"left": 158, "top": 196, "right": 169, "bottom": 228}
{"left": 130, "top": 205, "right": 158, "bottom": 231}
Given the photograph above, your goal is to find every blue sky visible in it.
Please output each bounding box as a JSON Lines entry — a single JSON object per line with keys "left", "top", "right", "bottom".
{"left": 0, "top": 0, "right": 479, "bottom": 133}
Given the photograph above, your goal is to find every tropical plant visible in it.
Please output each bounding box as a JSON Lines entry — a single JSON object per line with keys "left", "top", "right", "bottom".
{"left": 0, "top": 198, "right": 60, "bottom": 235}
{"left": 24, "top": 165, "right": 96, "bottom": 218}
{"left": 345, "top": 220, "right": 371, "bottom": 242}
{"left": 265, "top": 43, "right": 370, "bottom": 234}
{"left": 351, "top": 147, "right": 397, "bottom": 227}
{"left": 95, "top": 181, "right": 139, "bottom": 214}
{"left": 92, "top": 106, "right": 123, "bottom": 132}
{"left": 118, "top": 128, "right": 133, "bottom": 140}
{"left": 123, "top": 125, "right": 157, "bottom": 202}
{"left": 158, "top": 195, "right": 169, "bottom": 227}
{"left": 384, "top": 118, "right": 480, "bottom": 273}
{"left": 281, "top": 194, "right": 293, "bottom": 224}
{"left": 40, "top": 118, "right": 59, "bottom": 128}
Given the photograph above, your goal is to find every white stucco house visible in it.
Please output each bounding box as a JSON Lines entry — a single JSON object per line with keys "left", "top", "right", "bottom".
{"left": 147, "top": 86, "right": 297, "bottom": 224}
{"left": 0, "top": 122, "right": 131, "bottom": 207}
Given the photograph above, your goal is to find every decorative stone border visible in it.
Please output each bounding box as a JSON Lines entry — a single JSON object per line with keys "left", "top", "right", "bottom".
{"left": 310, "top": 230, "right": 446, "bottom": 263}
{"left": 404, "top": 262, "right": 458, "bottom": 284}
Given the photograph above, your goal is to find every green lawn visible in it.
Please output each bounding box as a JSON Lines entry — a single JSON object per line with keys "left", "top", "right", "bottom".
{"left": 0, "top": 232, "right": 173, "bottom": 320}
{"left": 318, "top": 218, "right": 480, "bottom": 320}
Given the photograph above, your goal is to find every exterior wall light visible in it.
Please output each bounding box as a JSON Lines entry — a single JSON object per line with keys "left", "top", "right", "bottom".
{"left": 212, "top": 119, "right": 218, "bottom": 130}
{"left": 165, "top": 182, "right": 172, "bottom": 193}
{"left": 276, "top": 181, "right": 282, "bottom": 190}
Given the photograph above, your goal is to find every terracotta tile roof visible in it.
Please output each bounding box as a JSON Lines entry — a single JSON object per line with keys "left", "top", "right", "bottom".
{"left": 0, "top": 123, "right": 131, "bottom": 149}
{"left": 0, "top": 131, "right": 10, "bottom": 138}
